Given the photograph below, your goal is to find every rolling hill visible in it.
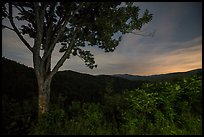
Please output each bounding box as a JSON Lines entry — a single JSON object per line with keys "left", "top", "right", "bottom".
{"left": 2, "top": 57, "right": 143, "bottom": 104}
{"left": 112, "top": 69, "right": 202, "bottom": 82}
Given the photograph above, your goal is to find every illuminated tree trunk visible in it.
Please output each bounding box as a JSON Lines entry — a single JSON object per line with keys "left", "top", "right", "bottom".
{"left": 34, "top": 53, "right": 53, "bottom": 119}
{"left": 37, "top": 76, "right": 52, "bottom": 118}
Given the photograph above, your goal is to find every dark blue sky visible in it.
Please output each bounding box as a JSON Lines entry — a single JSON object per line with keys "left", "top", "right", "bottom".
{"left": 2, "top": 2, "right": 202, "bottom": 75}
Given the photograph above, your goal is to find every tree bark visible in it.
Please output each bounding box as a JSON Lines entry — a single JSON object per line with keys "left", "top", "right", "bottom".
{"left": 36, "top": 75, "right": 52, "bottom": 119}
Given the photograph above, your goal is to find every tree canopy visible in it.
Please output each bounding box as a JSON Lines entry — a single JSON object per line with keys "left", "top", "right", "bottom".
{"left": 2, "top": 2, "right": 152, "bottom": 71}
{"left": 2, "top": 2, "right": 153, "bottom": 117}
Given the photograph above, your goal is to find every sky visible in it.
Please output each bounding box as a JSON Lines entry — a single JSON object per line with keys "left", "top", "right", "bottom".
{"left": 2, "top": 2, "right": 202, "bottom": 76}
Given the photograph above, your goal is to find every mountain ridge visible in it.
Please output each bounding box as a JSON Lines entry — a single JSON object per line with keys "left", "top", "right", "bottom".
{"left": 2, "top": 57, "right": 202, "bottom": 82}
{"left": 2, "top": 57, "right": 143, "bottom": 103}
{"left": 112, "top": 68, "right": 202, "bottom": 81}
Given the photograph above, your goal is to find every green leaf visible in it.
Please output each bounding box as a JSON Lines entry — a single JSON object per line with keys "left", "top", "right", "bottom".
{"left": 175, "top": 85, "right": 180, "bottom": 91}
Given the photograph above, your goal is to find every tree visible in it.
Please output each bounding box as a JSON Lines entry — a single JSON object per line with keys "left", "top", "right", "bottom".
{"left": 2, "top": 2, "right": 152, "bottom": 119}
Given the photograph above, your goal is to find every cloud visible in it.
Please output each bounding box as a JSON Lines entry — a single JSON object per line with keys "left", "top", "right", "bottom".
{"left": 2, "top": 2, "right": 202, "bottom": 76}
{"left": 80, "top": 35, "right": 202, "bottom": 75}
{"left": 3, "top": 28, "right": 201, "bottom": 76}
{"left": 2, "top": 29, "right": 33, "bottom": 66}
{"left": 125, "top": 37, "right": 202, "bottom": 75}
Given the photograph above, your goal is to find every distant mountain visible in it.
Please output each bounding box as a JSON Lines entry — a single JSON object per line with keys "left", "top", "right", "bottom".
{"left": 2, "top": 57, "right": 143, "bottom": 104}
{"left": 113, "top": 69, "right": 202, "bottom": 82}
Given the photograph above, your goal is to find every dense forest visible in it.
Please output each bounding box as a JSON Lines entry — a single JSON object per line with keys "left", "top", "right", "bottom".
{"left": 2, "top": 57, "right": 202, "bottom": 135}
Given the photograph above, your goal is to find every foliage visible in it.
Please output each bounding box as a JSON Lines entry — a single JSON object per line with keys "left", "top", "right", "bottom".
{"left": 30, "top": 102, "right": 112, "bottom": 135}
{"left": 29, "top": 74, "right": 201, "bottom": 135}
{"left": 118, "top": 74, "right": 202, "bottom": 135}
{"left": 30, "top": 105, "right": 66, "bottom": 135}
{"left": 2, "top": 58, "right": 202, "bottom": 135}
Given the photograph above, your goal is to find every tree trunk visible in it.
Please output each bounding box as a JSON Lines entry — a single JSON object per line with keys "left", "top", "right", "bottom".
{"left": 37, "top": 76, "right": 52, "bottom": 119}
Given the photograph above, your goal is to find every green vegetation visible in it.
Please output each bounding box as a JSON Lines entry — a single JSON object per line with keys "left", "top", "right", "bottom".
{"left": 2, "top": 57, "right": 202, "bottom": 135}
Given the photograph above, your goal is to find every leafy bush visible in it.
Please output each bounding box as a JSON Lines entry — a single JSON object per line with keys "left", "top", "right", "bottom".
{"left": 30, "top": 105, "right": 66, "bottom": 135}
{"left": 3, "top": 74, "right": 202, "bottom": 135}
{"left": 30, "top": 74, "right": 201, "bottom": 135}
{"left": 118, "top": 75, "right": 202, "bottom": 135}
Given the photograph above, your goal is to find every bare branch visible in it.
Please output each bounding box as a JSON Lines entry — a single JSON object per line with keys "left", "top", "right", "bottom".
{"left": 14, "top": 3, "right": 28, "bottom": 14}
{"left": 34, "top": 2, "right": 47, "bottom": 44}
{"left": 130, "top": 30, "right": 156, "bottom": 37}
{"left": 33, "top": 3, "right": 43, "bottom": 50}
{"left": 14, "top": 5, "right": 24, "bottom": 13}
{"left": 49, "top": 28, "right": 79, "bottom": 78}
{"left": 2, "top": 25, "right": 15, "bottom": 31}
{"left": 77, "top": 54, "right": 85, "bottom": 62}
{"left": 33, "top": 2, "right": 48, "bottom": 76}
{"left": 41, "top": 4, "right": 57, "bottom": 72}
{"left": 43, "top": 3, "right": 57, "bottom": 50}
{"left": 8, "top": 3, "right": 33, "bottom": 53}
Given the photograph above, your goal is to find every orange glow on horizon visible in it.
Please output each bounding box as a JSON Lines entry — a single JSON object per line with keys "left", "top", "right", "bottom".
{"left": 131, "top": 44, "right": 202, "bottom": 76}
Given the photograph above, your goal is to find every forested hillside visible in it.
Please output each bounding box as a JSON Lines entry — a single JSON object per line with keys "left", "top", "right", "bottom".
{"left": 2, "top": 57, "right": 144, "bottom": 134}
{"left": 2, "top": 57, "right": 143, "bottom": 104}
{"left": 2, "top": 57, "right": 202, "bottom": 135}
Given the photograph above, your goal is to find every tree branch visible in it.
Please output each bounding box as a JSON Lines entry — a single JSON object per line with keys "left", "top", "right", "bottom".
{"left": 8, "top": 3, "right": 33, "bottom": 53}
{"left": 14, "top": 5, "right": 24, "bottom": 13}
{"left": 49, "top": 28, "right": 79, "bottom": 78}
{"left": 17, "top": 3, "right": 27, "bottom": 12}
{"left": 43, "top": 3, "right": 56, "bottom": 52}
{"left": 42, "top": 3, "right": 84, "bottom": 64}
{"left": 2, "top": 25, "right": 15, "bottom": 31}
{"left": 33, "top": 2, "right": 48, "bottom": 76}
{"left": 130, "top": 30, "right": 156, "bottom": 37}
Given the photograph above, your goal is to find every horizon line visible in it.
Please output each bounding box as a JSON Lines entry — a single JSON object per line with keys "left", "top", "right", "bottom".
{"left": 2, "top": 56, "right": 202, "bottom": 77}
